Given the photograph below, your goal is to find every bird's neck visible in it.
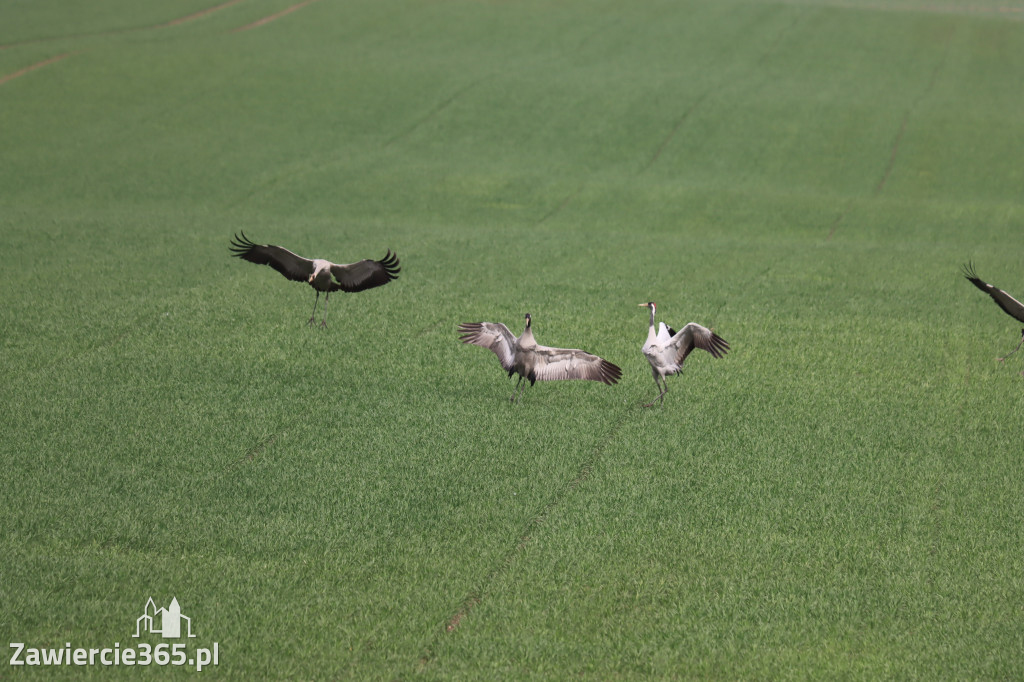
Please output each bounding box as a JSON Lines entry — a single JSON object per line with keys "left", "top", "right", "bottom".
{"left": 307, "top": 261, "right": 335, "bottom": 291}
{"left": 646, "top": 308, "right": 658, "bottom": 343}
{"left": 519, "top": 325, "right": 536, "bottom": 348}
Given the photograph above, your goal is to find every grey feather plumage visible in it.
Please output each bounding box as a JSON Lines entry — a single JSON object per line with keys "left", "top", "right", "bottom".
{"left": 458, "top": 314, "right": 622, "bottom": 402}
{"left": 639, "top": 302, "right": 729, "bottom": 407}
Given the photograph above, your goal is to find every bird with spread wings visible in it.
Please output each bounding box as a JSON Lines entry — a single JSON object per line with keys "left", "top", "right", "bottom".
{"left": 230, "top": 232, "right": 399, "bottom": 327}
{"left": 638, "top": 302, "right": 729, "bottom": 407}
{"left": 458, "top": 313, "right": 622, "bottom": 403}
{"left": 962, "top": 262, "right": 1024, "bottom": 368}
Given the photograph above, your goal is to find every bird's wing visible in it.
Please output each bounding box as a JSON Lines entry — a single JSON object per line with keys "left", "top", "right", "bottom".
{"left": 457, "top": 322, "right": 517, "bottom": 371}
{"left": 962, "top": 262, "right": 1024, "bottom": 323}
{"left": 656, "top": 322, "right": 675, "bottom": 343}
{"left": 229, "top": 232, "right": 314, "bottom": 283}
{"left": 328, "top": 250, "right": 400, "bottom": 293}
{"left": 670, "top": 322, "right": 730, "bottom": 364}
{"left": 531, "top": 345, "right": 623, "bottom": 385}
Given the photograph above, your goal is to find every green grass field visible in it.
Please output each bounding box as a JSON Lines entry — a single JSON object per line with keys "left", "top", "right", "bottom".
{"left": 4, "top": 0, "right": 1024, "bottom": 678}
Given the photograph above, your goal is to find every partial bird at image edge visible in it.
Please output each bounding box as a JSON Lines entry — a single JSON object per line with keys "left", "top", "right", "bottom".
{"left": 962, "top": 261, "right": 1024, "bottom": 369}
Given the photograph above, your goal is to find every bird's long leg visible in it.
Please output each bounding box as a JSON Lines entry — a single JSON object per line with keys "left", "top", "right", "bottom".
{"left": 320, "top": 292, "right": 329, "bottom": 329}
{"left": 643, "top": 375, "right": 668, "bottom": 408}
{"left": 997, "top": 329, "right": 1024, "bottom": 363}
{"left": 510, "top": 375, "right": 523, "bottom": 404}
{"left": 307, "top": 291, "right": 320, "bottom": 326}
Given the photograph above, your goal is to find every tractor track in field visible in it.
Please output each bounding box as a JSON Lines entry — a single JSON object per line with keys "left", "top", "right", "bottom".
{"left": 526, "top": 10, "right": 812, "bottom": 227}
{"left": 873, "top": 50, "right": 948, "bottom": 197}
{"left": 638, "top": 91, "right": 711, "bottom": 176}
{"left": 415, "top": 407, "right": 631, "bottom": 673}
{"left": 0, "top": 52, "right": 73, "bottom": 86}
{"left": 230, "top": 75, "right": 480, "bottom": 208}
{"left": 0, "top": 0, "right": 252, "bottom": 86}
{"left": 827, "top": 27, "right": 952, "bottom": 240}
{"left": 1, "top": 0, "right": 319, "bottom": 90}
{"left": 0, "top": 0, "right": 248, "bottom": 51}
{"left": 874, "top": 113, "right": 911, "bottom": 197}
{"left": 384, "top": 78, "right": 484, "bottom": 148}
{"left": 159, "top": 0, "right": 249, "bottom": 28}
{"left": 773, "top": 0, "right": 1024, "bottom": 19}
{"left": 638, "top": 10, "right": 808, "bottom": 177}
{"left": 232, "top": 0, "right": 321, "bottom": 33}
{"left": 534, "top": 184, "right": 585, "bottom": 226}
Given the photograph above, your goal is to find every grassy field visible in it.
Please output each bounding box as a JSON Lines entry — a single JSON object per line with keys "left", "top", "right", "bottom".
{"left": 3, "top": 0, "right": 1024, "bottom": 678}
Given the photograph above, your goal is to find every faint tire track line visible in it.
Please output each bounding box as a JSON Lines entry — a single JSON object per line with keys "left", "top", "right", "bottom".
{"left": 828, "top": 28, "right": 952, "bottom": 240}
{"left": 639, "top": 91, "right": 710, "bottom": 175}
{"left": 874, "top": 49, "right": 948, "bottom": 197}
{"left": 160, "top": 0, "right": 249, "bottom": 27}
{"left": 639, "top": 11, "right": 806, "bottom": 177}
{"left": 0, "top": 52, "right": 72, "bottom": 86}
{"left": 416, "top": 409, "right": 630, "bottom": 671}
{"left": 874, "top": 113, "right": 909, "bottom": 196}
{"left": 384, "top": 78, "right": 482, "bottom": 148}
{"left": 232, "top": 0, "right": 320, "bottom": 33}
{"left": 759, "top": 10, "right": 807, "bottom": 64}
{"left": 231, "top": 80, "right": 478, "bottom": 208}
{"left": 825, "top": 209, "right": 848, "bottom": 241}
{"left": 772, "top": 0, "right": 1024, "bottom": 19}
{"left": 534, "top": 184, "right": 584, "bottom": 226}
{"left": 0, "top": 0, "right": 248, "bottom": 50}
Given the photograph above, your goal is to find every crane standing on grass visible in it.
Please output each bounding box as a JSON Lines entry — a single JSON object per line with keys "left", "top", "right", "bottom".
{"left": 458, "top": 313, "right": 623, "bottom": 403}
{"left": 638, "top": 302, "right": 729, "bottom": 407}
{"left": 962, "top": 262, "right": 1024, "bottom": 369}
{"left": 229, "top": 232, "right": 399, "bottom": 328}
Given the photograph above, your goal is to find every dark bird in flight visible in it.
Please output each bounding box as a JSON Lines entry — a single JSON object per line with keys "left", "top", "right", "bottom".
{"left": 458, "top": 313, "right": 622, "bottom": 403}
{"left": 962, "top": 262, "right": 1024, "bottom": 366}
{"left": 638, "top": 302, "right": 729, "bottom": 407}
{"left": 230, "top": 232, "right": 399, "bottom": 327}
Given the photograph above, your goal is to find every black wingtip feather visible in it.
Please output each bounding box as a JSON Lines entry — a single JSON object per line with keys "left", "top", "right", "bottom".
{"left": 380, "top": 249, "right": 401, "bottom": 278}
{"left": 600, "top": 359, "right": 623, "bottom": 385}
{"left": 961, "top": 261, "right": 989, "bottom": 293}
{"left": 229, "top": 230, "right": 258, "bottom": 257}
{"left": 708, "top": 332, "right": 730, "bottom": 359}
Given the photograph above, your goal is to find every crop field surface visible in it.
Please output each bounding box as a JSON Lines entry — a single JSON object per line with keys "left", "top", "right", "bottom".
{"left": 3, "top": 0, "right": 1024, "bottom": 678}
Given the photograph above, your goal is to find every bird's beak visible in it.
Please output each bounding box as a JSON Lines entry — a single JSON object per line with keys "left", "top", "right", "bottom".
{"left": 638, "top": 303, "right": 650, "bottom": 308}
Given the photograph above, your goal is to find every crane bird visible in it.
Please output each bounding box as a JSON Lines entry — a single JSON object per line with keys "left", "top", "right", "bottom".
{"left": 962, "top": 261, "right": 1024, "bottom": 367}
{"left": 638, "top": 302, "right": 729, "bottom": 407}
{"left": 458, "top": 313, "right": 623, "bottom": 403}
{"left": 229, "top": 232, "right": 399, "bottom": 327}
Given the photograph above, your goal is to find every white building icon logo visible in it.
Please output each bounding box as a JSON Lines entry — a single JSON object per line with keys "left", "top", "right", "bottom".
{"left": 133, "top": 597, "right": 196, "bottom": 639}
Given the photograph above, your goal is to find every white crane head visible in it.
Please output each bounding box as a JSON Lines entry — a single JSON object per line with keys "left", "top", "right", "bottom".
{"left": 638, "top": 301, "right": 656, "bottom": 313}
{"left": 524, "top": 312, "right": 532, "bottom": 328}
